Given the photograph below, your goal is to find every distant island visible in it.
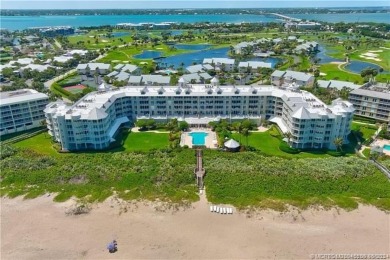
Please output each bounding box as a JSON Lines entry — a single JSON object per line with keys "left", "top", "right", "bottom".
{"left": 1, "top": 7, "right": 390, "bottom": 16}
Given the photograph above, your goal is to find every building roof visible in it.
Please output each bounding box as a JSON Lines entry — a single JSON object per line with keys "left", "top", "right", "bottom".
{"left": 107, "top": 71, "right": 119, "bottom": 77}
{"left": 284, "top": 70, "right": 313, "bottom": 82}
{"left": 115, "top": 72, "right": 130, "bottom": 81}
{"left": 318, "top": 80, "right": 361, "bottom": 90}
{"left": 121, "top": 64, "right": 139, "bottom": 73}
{"left": 77, "top": 63, "right": 110, "bottom": 71}
{"left": 9, "top": 58, "right": 34, "bottom": 65}
{"left": 186, "top": 64, "right": 208, "bottom": 74}
{"left": 0, "top": 89, "right": 48, "bottom": 106}
{"left": 271, "top": 70, "right": 286, "bottom": 78}
{"left": 53, "top": 55, "right": 73, "bottom": 63}
{"left": 238, "top": 61, "right": 272, "bottom": 69}
{"left": 20, "top": 64, "right": 51, "bottom": 72}
{"left": 350, "top": 88, "right": 390, "bottom": 100}
{"left": 182, "top": 72, "right": 212, "bottom": 83}
{"left": 128, "top": 76, "right": 142, "bottom": 84}
{"left": 114, "top": 64, "right": 125, "bottom": 70}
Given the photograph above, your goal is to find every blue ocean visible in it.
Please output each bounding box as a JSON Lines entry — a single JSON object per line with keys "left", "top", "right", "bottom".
{"left": 0, "top": 12, "right": 389, "bottom": 31}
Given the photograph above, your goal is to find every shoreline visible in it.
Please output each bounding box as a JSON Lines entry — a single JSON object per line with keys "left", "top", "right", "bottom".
{"left": 1, "top": 194, "right": 389, "bottom": 259}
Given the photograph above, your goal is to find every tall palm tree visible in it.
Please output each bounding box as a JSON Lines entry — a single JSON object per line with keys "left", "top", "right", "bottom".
{"left": 285, "top": 132, "right": 293, "bottom": 146}
{"left": 236, "top": 122, "right": 243, "bottom": 143}
{"left": 333, "top": 137, "right": 344, "bottom": 152}
{"left": 242, "top": 128, "right": 250, "bottom": 146}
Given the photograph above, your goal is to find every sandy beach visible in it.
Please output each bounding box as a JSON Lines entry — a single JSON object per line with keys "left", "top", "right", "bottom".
{"left": 1, "top": 193, "right": 389, "bottom": 259}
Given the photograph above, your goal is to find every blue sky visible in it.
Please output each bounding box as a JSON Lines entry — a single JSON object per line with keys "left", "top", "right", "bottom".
{"left": 1, "top": 0, "right": 389, "bottom": 9}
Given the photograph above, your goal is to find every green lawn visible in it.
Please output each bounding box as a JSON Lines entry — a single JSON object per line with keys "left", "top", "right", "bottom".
{"left": 13, "top": 133, "right": 59, "bottom": 156}
{"left": 318, "top": 63, "right": 363, "bottom": 83}
{"left": 351, "top": 122, "right": 378, "bottom": 142}
{"left": 232, "top": 131, "right": 333, "bottom": 159}
{"left": 122, "top": 131, "right": 170, "bottom": 151}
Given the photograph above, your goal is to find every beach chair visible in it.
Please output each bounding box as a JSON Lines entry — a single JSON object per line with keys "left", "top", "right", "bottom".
{"left": 220, "top": 208, "right": 224, "bottom": 214}
{"left": 213, "top": 205, "right": 217, "bottom": 212}
{"left": 228, "top": 208, "right": 233, "bottom": 214}
{"left": 210, "top": 205, "right": 213, "bottom": 212}
{"left": 216, "top": 207, "right": 220, "bottom": 213}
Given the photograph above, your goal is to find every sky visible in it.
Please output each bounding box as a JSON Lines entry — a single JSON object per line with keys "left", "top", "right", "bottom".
{"left": 1, "top": 0, "right": 389, "bottom": 9}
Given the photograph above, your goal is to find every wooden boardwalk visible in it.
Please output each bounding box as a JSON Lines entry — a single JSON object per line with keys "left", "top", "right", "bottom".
{"left": 194, "top": 149, "right": 205, "bottom": 189}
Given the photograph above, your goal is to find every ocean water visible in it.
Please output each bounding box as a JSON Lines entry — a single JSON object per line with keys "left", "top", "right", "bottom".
{"left": 287, "top": 12, "right": 390, "bottom": 24}
{"left": 1, "top": 12, "right": 388, "bottom": 31}
{"left": 0, "top": 14, "right": 277, "bottom": 31}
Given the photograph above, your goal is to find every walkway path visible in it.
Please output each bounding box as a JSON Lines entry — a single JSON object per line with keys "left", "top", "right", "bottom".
{"left": 371, "top": 160, "right": 390, "bottom": 179}
{"left": 194, "top": 149, "right": 205, "bottom": 190}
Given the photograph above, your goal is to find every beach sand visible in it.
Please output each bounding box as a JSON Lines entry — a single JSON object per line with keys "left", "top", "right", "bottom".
{"left": 1, "top": 193, "right": 389, "bottom": 259}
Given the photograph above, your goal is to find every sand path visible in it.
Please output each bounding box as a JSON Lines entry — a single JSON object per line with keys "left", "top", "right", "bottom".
{"left": 1, "top": 194, "right": 389, "bottom": 259}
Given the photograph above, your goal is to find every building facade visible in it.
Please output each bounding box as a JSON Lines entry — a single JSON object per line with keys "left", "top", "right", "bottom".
{"left": 45, "top": 79, "right": 353, "bottom": 151}
{"left": 1, "top": 89, "right": 49, "bottom": 136}
{"left": 348, "top": 82, "right": 390, "bottom": 124}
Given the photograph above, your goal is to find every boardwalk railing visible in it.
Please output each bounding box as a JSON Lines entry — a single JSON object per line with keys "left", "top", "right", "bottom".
{"left": 371, "top": 159, "right": 390, "bottom": 180}
{"left": 194, "top": 149, "right": 205, "bottom": 189}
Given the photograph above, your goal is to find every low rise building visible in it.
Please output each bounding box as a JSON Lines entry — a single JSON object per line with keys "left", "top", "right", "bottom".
{"left": 238, "top": 61, "right": 272, "bottom": 73}
{"left": 1, "top": 89, "right": 49, "bottom": 135}
{"left": 185, "top": 64, "right": 213, "bottom": 74}
{"left": 45, "top": 78, "right": 353, "bottom": 151}
{"left": 76, "top": 63, "right": 111, "bottom": 75}
{"left": 271, "top": 70, "right": 314, "bottom": 88}
{"left": 203, "top": 58, "right": 235, "bottom": 72}
{"left": 181, "top": 72, "right": 212, "bottom": 84}
{"left": 348, "top": 82, "right": 390, "bottom": 123}
{"left": 128, "top": 74, "right": 170, "bottom": 86}
{"left": 295, "top": 41, "right": 319, "bottom": 54}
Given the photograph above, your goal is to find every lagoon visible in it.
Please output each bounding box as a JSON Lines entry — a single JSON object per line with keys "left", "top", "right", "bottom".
{"left": 345, "top": 61, "right": 385, "bottom": 74}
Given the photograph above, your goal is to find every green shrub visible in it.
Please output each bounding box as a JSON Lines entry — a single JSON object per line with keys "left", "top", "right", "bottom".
{"left": 326, "top": 150, "right": 346, "bottom": 157}
{"left": 279, "top": 142, "right": 300, "bottom": 154}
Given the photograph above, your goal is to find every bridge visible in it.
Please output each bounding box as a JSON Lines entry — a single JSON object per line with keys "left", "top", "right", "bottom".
{"left": 194, "top": 149, "right": 205, "bottom": 190}
{"left": 268, "top": 13, "right": 302, "bottom": 22}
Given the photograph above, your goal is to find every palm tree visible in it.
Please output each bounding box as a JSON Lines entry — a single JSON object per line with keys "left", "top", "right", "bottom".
{"left": 285, "top": 132, "right": 293, "bottom": 146}
{"left": 235, "top": 122, "right": 243, "bottom": 143}
{"left": 242, "top": 128, "right": 250, "bottom": 146}
{"left": 333, "top": 137, "right": 344, "bottom": 152}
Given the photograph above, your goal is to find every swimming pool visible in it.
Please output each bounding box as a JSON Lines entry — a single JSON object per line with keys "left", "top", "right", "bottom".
{"left": 189, "top": 132, "right": 208, "bottom": 146}
{"left": 384, "top": 144, "right": 390, "bottom": 151}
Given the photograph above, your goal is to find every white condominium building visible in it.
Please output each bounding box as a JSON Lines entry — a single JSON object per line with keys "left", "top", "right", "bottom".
{"left": 1, "top": 89, "right": 49, "bottom": 136}
{"left": 348, "top": 82, "right": 390, "bottom": 124}
{"left": 45, "top": 78, "right": 354, "bottom": 151}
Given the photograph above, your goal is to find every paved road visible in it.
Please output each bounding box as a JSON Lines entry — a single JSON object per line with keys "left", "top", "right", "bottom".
{"left": 44, "top": 68, "right": 77, "bottom": 89}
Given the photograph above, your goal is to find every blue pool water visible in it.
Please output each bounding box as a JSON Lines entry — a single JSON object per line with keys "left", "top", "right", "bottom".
{"left": 189, "top": 132, "right": 208, "bottom": 145}
{"left": 384, "top": 145, "right": 390, "bottom": 151}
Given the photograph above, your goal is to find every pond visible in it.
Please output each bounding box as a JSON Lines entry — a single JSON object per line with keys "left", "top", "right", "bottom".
{"left": 174, "top": 44, "right": 212, "bottom": 51}
{"left": 345, "top": 61, "right": 384, "bottom": 74}
{"left": 134, "top": 50, "right": 163, "bottom": 59}
{"left": 316, "top": 45, "right": 342, "bottom": 64}
{"left": 111, "top": 31, "right": 131, "bottom": 38}
{"left": 157, "top": 47, "right": 230, "bottom": 68}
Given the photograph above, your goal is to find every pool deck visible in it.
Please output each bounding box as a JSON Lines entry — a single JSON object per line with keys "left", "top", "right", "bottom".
{"left": 371, "top": 139, "right": 390, "bottom": 156}
{"left": 181, "top": 129, "right": 217, "bottom": 149}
